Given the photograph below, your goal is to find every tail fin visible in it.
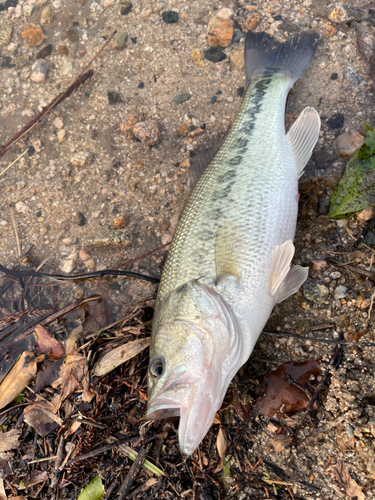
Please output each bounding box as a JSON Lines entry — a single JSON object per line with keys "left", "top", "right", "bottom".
{"left": 244, "top": 31, "right": 319, "bottom": 88}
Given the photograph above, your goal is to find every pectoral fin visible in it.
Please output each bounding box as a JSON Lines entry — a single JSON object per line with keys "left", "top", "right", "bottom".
{"left": 286, "top": 107, "right": 320, "bottom": 178}
{"left": 270, "top": 240, "right": 308, "bottom": 302}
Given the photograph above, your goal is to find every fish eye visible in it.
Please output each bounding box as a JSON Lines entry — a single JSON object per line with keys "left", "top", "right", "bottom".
{"left": 150, "top": 358, "right": 164, "bottom": 377}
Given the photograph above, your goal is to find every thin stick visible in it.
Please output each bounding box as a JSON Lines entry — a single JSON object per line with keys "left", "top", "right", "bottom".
{"left": 51, "top": 435, "right": 65, "bottom": 489}
{"left": 0, "top": 149, "right": 29, "bottom": 178}
{"left": 262, "top": 330, "right": 375, "bottom": 347}
{"left": 0, "top": 70, "right": 94, "bottom": 157}
{"left": 365, "top": 288, "right": 375, "bottom": 329}
{"left": 6, "top": 200, "right": 21, "bottom": 260}
{"left": 28, "top": 455, "right": 58, "bottom": 464}
{"left": 118, "top": 446, "right": 149, "bottom": 500}
{"left": 76, "top": 30, "right": 117, "bottom": 79}
{"left": 66, "top": 438, "right": 128, "bottom": 466}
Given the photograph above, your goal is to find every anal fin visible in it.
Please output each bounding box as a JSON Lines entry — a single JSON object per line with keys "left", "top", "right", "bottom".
{"left": 286, "top": 107, "right": 320, "bottom": 178}
{"left": 275, "top": 265, "right": 308, "bottom": 304}
{"left": 269, "top": 240, "right": 308, "bottom": 302}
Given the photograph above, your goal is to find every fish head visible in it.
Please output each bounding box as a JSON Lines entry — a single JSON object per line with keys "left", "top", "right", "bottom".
{"left": 147, "top": 279, "right": 241, "bottom": 455}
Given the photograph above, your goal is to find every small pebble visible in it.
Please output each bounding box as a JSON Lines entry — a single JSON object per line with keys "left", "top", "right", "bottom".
{"left": 173, "top": 93, "right": 191, "bottom": 104}
{"left": 0, "top": 19, "right": 13, "bottom": 46}
{"left": 113, "top": 32, "right": 127, "bottom": 50}
{"left": 332, "top": 130, "right": 365, "bottom": 158}
{"left": 112, "top": 214, "right": 130, "bottom": 229}
{"left": 330, "top": 73, "right": 338, "bottom": 80}
{"left": 334, "top": 285, "right": 348, "bottom": 300}
{"left": 58, "top": 45, "right": 69, "bottom": 56}
{"left": 79, "top": 249, "right": 92, "bottom": 262}
{"left": 30, "top": 59, "right": 48, "bottom": 83}
{"left": 312, "top": 260, "right": 327, "bottom": 271}
{"left": 53, "top": 117, "right": 64, "bottom": 129}
{"left": 229, "top": 49, "right": 244, "bottom": 71}
{"left": 244, "top": 12, "right": 262, "bottom": 32}
{"left": 62, "top": 61, "right": 74, "bottom": 76}
{"left": 36, "top": 44, "right": 53, "bottom": 59}
{"left": 303, "top": 280, "right": 329, "bottom": 304}
{"left": 237, "top": 86, "right": 245, "bottom": 97}
{"left": 40, "top": 5, "right": 54, "bottom": 25}
{"left": 21, "top": 24, "right": 45, "bottom": 47}
{"left": 60, "top": 249, "right": 78, "bottom": 274}
{"left": 207, "top": 16, "right": 233, "bottom": 48}
{"left": 191, "top": 49, "right": 205, "bottom": 67}
{"left": 73, "top": 212, "right": 86, "bottom": 227}
{"left": 357, "top": 208, "right": 374, "bottom": 221}
{"left": 329, "top": 4, "right": 348, "bottom": 24}
{"left": 211, "top": 96, "right": 217, "bottom": 104}
{"left": 162, "top": 11, "right": 179, "bottom": 24}
{"left": 15, "top": 201, "right": 30, "bottom": 214}
{"left": 57, "top": 129, "right": 66, "bottom": 142}
{"left": 71, "top": 151, "right": 94, "bottom": 167}
{"left": 24, "top": 4, "right": 35, "bottom": 17}
{"left": 120, "top": 1, "right": 132, "bottom": 15}
{"left": 345, "top": 68, "right": 362, "bottom": 85}
{"left": 326, "top": 113, "right": 344, "bottom": 130}
{"left": 204, "top": 47, "right": 227, "bottom": 63}
{"left": 132, "top": 121, "right": 161, "bottom": 147}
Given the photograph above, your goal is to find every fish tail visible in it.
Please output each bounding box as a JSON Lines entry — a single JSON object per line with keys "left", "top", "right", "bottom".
{"left": 244, "top": 30, "right": 319, "bottom": 88}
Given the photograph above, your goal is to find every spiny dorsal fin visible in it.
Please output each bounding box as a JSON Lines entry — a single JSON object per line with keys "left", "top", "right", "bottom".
{"left": 286, "top": 107, "right": 321, "bottom": 178}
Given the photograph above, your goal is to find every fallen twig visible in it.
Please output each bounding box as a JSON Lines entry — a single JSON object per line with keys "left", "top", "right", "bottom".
{"left": 6, "top": 200, "right": 21, "bottom": 260}
{"left": 66, "top": 437, "right": 128, "bottom": 466}
{"left": 0, "top": 70, "right": 94, "bottom": 157}
{"left": 118, "top": 445, "right": 149, "bottom": 500}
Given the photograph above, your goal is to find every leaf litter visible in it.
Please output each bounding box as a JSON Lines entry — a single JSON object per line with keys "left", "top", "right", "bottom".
{"left": 328, "top": 123, "right": 375, "bottom": 219}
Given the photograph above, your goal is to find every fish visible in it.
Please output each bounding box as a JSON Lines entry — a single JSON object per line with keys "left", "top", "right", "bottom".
{"left": 146, "top": 30, "right": 321, "bottom": 455}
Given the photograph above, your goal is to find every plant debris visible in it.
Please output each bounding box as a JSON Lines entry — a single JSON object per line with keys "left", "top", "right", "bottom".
{"left": 252, "top": 360, "right": 321, "bottom": 417}
{"left": 328, "top": 123, "right": 375, "bottom": 219}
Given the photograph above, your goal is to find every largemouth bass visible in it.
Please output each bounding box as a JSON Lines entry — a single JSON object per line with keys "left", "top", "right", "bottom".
{"left": 147, "top": 30, "right": 320, "bottom": 455}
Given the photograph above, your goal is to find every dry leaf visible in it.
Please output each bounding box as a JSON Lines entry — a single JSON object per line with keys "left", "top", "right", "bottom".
{"left": 18, "top": 471, "right": 49, "bottom": 489}
{"left": 0, "top": 460, "right": 12, "bottom": 478}
{"left": 23, "top": 401, "right": 63, "bottom": 437}
{"left": 65, "top": 325, "right": 84, "bottom": 355}
{"left": 252, "top": 360, "right": 321, "bottom": 418}
{"left": 34, "top": 325, "right": 65, "bottom": 359}
{"left": 0, "top": 478, "right": 6, "bottom": 500}
{"left": 65, "top": 419, "right": 81, "bottom": 437}
{"left": 51, "top": 353, "right": 86, "bottom": 401}
{"left": 0, "top": 429, "right": 20, "bottom": 452}
{"left": 213, "top": 413, "right": 221, "bottom": 425}
{"left": 0, "top": 351, "right": 40, "bottom": 410}
{"left": 93, "top": 337, "right": 151, "bottom": 377}
{"left": 216, "top": 427, "right": 228, "bottom": 460}
{"left": 331, "top": 461, "right": 365, "bottom": 500}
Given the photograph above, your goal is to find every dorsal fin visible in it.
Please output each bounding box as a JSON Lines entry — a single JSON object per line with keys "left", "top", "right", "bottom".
{"left": 286, "top": 107, "right": 321, "bottom": 177}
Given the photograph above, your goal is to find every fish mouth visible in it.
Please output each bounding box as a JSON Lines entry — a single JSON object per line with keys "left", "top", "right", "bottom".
{"left": 146, "top": 381, "right": 195, "bottom": 422}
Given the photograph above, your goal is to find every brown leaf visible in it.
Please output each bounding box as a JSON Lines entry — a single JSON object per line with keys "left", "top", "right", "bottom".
{"left": 212, "top": 413, "right": 221, "bottom": 425}
{"left": 234, "top": 402, "right": 252, "bottom": 422}
{"left": 92, "top": 337, "right": 151, "bottom": 377}
{"left": 51, "top": 353, "right": 86, "bottom": 401}
{"left": 252, "top": 360, "right": 321, "bottom": 418}
{"left": 331, "top": 461, "right": 365, "bottom": 500}
{"left": 18, "top": 471, "right": 49, "bottom": 489}
{"left": 23, "top": 401, "right": 63, "bottom": 437}
{"left": 34, "top": 324, "right": 65, "bottom": 359}
{"left": 0, "top": 429, "right": 21, "bottom": 452}
{"left": 0, "top": 351, "right": 40, "bottom": 410}
{"left": 216, "top": 427, "right": 228, "bottom": 460}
